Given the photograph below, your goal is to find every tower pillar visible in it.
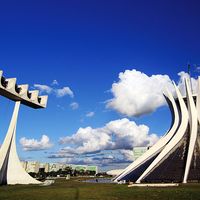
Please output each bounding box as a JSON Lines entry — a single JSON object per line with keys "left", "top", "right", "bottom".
{"left": 0, "top": 101, "right": 40, "bottom": 185}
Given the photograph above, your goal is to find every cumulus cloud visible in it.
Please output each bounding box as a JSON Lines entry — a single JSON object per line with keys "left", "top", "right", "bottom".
{"left": 177, "top": 71, "right": 198, "bottom": 96}
{"left": 34, "top": 84, "right": 53, "bottom": 94}
{"left": 46, "top": 70, "right": 198, "bottom": 168}
{"left": 50, "top": 118, "right": 157, "bottom": 169}
{"left": 106, "top": 69, "right": 198, "bottom": 117}
{"left": 59, "top": 157, "right": 96, "bottom": 165}
{"left": 120, "top": 150, "right": 134, "bottom": 162}
{"left": 59, "top": 118, "right": 158, "bottom": 155}
{"left": 34, "top": 82, "right": 74, "bottom": 98}
{"left": 86, "top": 111, "right": 95, "bottom": 117}
{"left": 20, "top": 135, "right": 53, "bottom": 151}
{"left": 49, "top": 150, "right": 134, "bottom": 169}
{"left": 55, "top": 87, "right": 74, "bottom": 98}
{"left": 51, "top": 79, "right": 59, "bottom": 86}
{"left": 70, "top": 102, "right": 79, "bottom": 110}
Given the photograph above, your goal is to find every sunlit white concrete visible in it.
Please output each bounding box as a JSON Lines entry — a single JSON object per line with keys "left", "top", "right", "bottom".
{"left": 113, "top": 78, "right": 200, "bottom": 184}
{"left": 0, "top": 70, "right": 48, "bottom": 108}
{"left": 0, "top": 102, "right": 40, "bottom": 185}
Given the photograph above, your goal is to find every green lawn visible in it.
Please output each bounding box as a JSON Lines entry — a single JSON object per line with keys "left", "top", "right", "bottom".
{"left": 0, "top": 178, "right": 200, "bottom": 200}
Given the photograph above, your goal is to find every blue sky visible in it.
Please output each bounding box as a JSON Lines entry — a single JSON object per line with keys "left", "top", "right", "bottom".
{"left": 0, "top": 0, "right": 200, "bottom": 170}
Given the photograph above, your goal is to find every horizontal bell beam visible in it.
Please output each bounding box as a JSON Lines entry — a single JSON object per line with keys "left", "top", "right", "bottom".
{"left": 0, "top": 70, "right": 48, "bottom": 109}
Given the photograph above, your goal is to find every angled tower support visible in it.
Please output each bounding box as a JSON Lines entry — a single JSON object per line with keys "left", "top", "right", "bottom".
{"left": 0, "top": 70, "right": 48, "bottom": 185}
{"left": 0, "top": 102, "right": 40, "bottom": 185}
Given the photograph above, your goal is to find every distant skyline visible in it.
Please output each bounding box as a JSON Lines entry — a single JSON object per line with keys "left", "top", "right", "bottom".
{"left": 0, "top": 0, "right": 200, "bottom": 171}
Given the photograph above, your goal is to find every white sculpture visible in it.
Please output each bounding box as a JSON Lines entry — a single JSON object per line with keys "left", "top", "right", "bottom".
{"left": 114, "top": 78, "right": 200, "bottom": 183}
{"left": 0, "top": 71, "right": 48, "bottom": 185}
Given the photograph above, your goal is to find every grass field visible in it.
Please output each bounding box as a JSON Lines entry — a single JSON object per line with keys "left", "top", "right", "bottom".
{"left": 1, "top": 178, "right": 200, "bottom": 200}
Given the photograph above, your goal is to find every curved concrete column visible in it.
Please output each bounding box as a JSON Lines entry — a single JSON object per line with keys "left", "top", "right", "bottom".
{"left": 183, "top": 79, "right": 198, "bottom": 183}
{"left": 136, "top": 83, "right": 189, "bottom": 183}
{"left": 196, "top": 78, "right": 200, "bottom": 124}
{"left": 114, "top": 88, "right": 180, "bottom": 182}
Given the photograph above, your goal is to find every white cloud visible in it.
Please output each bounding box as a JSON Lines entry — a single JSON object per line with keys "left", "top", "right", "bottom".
{"left": 177, "top": 71, "right": 198, "bottom": 96}
{"left": 55, "top": 87, "right": 74, "bottom": 98}
{"left": 86, "top": 111, "right": 95, "bottom": 117}
{"left": 59, "top": 126, "right": 112, "bottom": 154}
{"left": 59, "top": 157, "right": 96, "bottom": 165}
{"left": 59, "top": 118, "right": 158, "bottom": 154}
{"left": 70, "top": 102, "right": 79, "bottom": 110}
{"left": 120, "top": 150, "right": 134, "bottom": 162}
{"left": 34, "top": 84, "right": 53, "bottom": 94}
{"left": 20, "top": 135, "right": 53, "bottom": 151}
{"left": 48, "top": 150, "right": 133, "bottom": 169}
{"left": 34, "top": 83, "right": 74, "bottom": 98}
{"left": 51, "top": 79, "right": 59, "bottom": 86}
{"left": 50, "top": 118, "right": 158, "bottom": 169}
{"left": 106, "top": 69, "right": 198, "bottom": 117}
{"left": 49, "top": 150, "right": 134, "bottom": 169}
{"left": 106, "top": 118, "right": 158, "bottom": 149}
{"left": 47, "top": 70, "right": 199, "bottom": 169}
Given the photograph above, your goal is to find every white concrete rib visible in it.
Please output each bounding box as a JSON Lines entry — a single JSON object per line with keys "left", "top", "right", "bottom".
{"left": 136, "top": 83, "right": 189, "bottom": 183}
{"left": 183, "top": 79, "right": 198, "bottom": 183}
{"left": 113, "top": 88, "right": 180, "bottom": 182}
{"left": 196, "top": 78, "right": 200, "bottom": 124}
{"left": 196, "top": 78, "right": 200, "bottom": 152}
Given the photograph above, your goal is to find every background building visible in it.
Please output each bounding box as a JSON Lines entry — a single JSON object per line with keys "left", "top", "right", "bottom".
{"left": 21, "top": 161, "right": 98, "bottom": 175}
{"left": 39, "top": 163, "right": 50, "bottom": 173}
{"left": 71, "top": 165, "right": 98, "bottom": 174}
{"left": 26, "top": 161, "right": 40, "bottom": 173}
